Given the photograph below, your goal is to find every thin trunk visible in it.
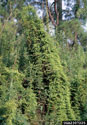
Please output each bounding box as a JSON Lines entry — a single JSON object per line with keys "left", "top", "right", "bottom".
{"left": 47, "top": 6, "right": 57, "bottom": 26}
{"left": 57, "top": 0, "right": 62, "bottom": 20}
{"left": 55, "top": 0, "right": 59, "bottom": 25}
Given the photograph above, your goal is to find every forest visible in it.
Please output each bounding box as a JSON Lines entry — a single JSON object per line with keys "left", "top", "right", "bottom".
{"left": 0, "top": 0, "right": 87, "bottom": 125}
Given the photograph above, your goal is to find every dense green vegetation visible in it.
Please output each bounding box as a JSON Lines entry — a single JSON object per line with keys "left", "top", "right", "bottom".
{"left": 0, "top": 0, "right": 87, "bottom": 124}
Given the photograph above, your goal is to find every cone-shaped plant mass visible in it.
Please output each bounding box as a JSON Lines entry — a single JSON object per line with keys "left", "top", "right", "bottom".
{"left": 18, "top": 6, "right": 75, "bottom": 124}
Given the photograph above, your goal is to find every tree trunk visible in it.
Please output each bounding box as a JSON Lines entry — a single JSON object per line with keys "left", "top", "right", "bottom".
{"left": 57, "top": 0, "right": 62, "bottom": 20}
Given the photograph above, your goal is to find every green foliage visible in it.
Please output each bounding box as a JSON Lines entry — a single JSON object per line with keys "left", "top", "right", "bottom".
{"left": 0, "top": 2, "right": 87, "bottom": 124}
{"left": 77, "top": 0, "right": 87, "bottom": 19}
{"left": 0, "top": 21, "right": 19, "bottom": 67}
{"left": 57, "top": 19, "right": 82, "bottom": 44}
{"left": 17, "top": 6, "right": 76, "bottom": 124}
{"left": 58, "top": 35, "right": 87, "bottom": 120}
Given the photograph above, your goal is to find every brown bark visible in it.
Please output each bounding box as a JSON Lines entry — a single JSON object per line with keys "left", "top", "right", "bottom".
{"left": 46, "top": 0, "right": 59, "bottom": 27}
{"left": 47, "top": 7, "right": 57, "bottom": 26}
{"left": 54, "top": 0, "right": 59, "bottom": 25}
